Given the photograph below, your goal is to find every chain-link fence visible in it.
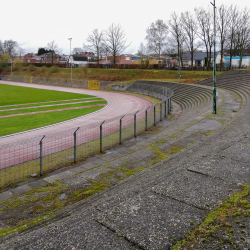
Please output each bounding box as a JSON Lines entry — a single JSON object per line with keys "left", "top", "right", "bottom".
{"left": 0, "top": 75, "right": 89, "bottom": 89}
{"left": 0, "top": 76, "right": 173, "bottom": 188}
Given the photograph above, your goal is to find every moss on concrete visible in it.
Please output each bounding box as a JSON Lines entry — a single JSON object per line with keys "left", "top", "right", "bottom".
{"left": 172, "top": 184, "right": 250, "bottom": 249}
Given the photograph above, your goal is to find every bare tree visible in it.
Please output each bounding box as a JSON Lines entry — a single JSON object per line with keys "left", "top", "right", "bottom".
{"left": 84, "top": 29, "right": 104, "bottom": 64}
{"left": 217, "top": 4, "right": 231, "bottom": 70}
{"left": 3, "top": 40, "right": 18, "bottom": 56}
{"left": 181, "top": 11, "right": 201, "bottom": 69}
{"left": 0, "top": 40, "right": 4, "bottom": 56}
{"left": 16, "top": 47, "right": 26, "bottom": 57}
{"left": 46, "top": 40, "right": 62, "bottom": 64}
{"left": 136, "top": 42, "right": 148, "bottom": 57}
{"left": 227, "top": 6, "right": 241, "bottom": 69}
{"left": 168, "top": 13, "right": 185, "bottom": 67}
{"left": 146, "top": 20, "right": 168, "bottom": 60}
{"left": 72, "top": 47, "right": 83, "bottom": 55}
{"left": 235, "top": 8, "right": 250, "bottom": 68}
{"left": 195, "top": 7, "right": 214, "bottom": 70}
{"left": 103, "top": 24, "right": 130, "bottom": 66}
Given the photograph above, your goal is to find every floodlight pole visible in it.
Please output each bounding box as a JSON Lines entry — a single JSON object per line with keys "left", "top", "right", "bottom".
{"left": 211, "top": 0, "right": 217, "bottom": 114}
{"left": 68, "top": 38, "right": 72, "bottom": 84}
{"left": 10, "top": 56, "right": 12, "bottom": 79}
{"left": 178, "top": 44, "right": 181, "bottom": 84}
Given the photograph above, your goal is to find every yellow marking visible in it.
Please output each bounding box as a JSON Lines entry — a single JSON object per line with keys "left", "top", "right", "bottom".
{"left": 88, "top": 80, "right": 99, "bottom": 90}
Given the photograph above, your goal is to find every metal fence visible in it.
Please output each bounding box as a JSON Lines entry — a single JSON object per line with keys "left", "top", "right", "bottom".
{"left": 0, "top": 75, "right": 89, "bottom": 89}
{"left": 0, "top": 76, "right": 173, "bottom": 188}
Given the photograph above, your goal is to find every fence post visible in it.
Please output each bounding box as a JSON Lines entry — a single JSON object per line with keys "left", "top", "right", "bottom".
{"left": 119, "top": 115, "right": 125, "bottom": 144}
{"left": 160, "top": 103, "right": 162, "bottom": 121}
{"left": 74, "top": 127, "right": 80, "bottom": 163}
{"left": 168, "top": 99, "right": 170, "bottom": 114}
{"left": 154, "top": 105, "right": 156, "bottom": 126}
{"left": 134, "top": 111, "right": 140, "bottom": 137}
{"left": 145, "top": 106, "right": 150, "bottom": 131}
{"left": 165, "top": 100, "right": 167, "bottom": 117}
{"left": 39, "top": 135, "right": 45, "bottom": 176}
{"left": 170, "top": 97, "right": 172, "bottom": 111}
{"left": 100, "top": 120, "right": 105, "bottom": 153}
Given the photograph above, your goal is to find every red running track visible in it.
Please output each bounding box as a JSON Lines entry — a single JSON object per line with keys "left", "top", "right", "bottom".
{"left": 0, "top": 81, "right": 153, "bottom": 169}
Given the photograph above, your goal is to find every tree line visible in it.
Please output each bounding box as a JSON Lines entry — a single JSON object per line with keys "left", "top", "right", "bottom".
{"left": 72, "top": 23, "right": 130, "bottom": 65}
{"left": 141, "top": 4, "right": 250, "bottom": 70}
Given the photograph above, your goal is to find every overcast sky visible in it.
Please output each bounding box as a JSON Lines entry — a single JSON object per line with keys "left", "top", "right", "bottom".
{"left": 1, "top": 0, "right": 249, "bottom": 55}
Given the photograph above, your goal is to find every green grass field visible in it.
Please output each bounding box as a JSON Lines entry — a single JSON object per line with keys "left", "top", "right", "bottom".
{"left": 0, "top": 84, "right": 106, "bottom": 136}
{"left": 0, "top": 84, "right": 95, "bottom": 105}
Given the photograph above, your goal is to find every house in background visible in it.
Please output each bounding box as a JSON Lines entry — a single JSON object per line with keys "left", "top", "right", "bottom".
{"left": 224, "top": 56, "right": 250, "bottom": 67}
{"left": 69, "top": 55, "right": 88, "bottom": 67}
{"left": 58, "top": 54, "right": 69, "bottom": 64}
{"left": 107, "top": 55, "right": 133, "bottom": 64}
{"left": 30, "top": 55, "right": 45, "bottom": 63}
{"left": 24, "top": 53, "right": 35, "bottom": 62}
{"left": 182, "top": 51, "right": 221, "bottom": 67}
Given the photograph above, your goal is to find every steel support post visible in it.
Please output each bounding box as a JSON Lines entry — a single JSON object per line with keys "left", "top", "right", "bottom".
{"left": 39, "top": 135, "right": 45, "bottom": 176}
{"left": 119, "top": 115, "right": 125, "bottom": 144}
{"left": 134, "top": 111, "right": 139, "bottom": 137}
{"left": 145, "top": 106, "right": 150, "bottom": 131}
{"left": 154, "top": 105, "right": 156, "bottom": 126}
{"left": 100, "top": 121, "right": 105, "bottom": 153}
{"left": 74, "top": 127, "right": 80, "bottom": 163}
{"left": 165, "top": 100, "right": 167, "bottom": 117}
{"left": 160, "top": 103, "right": 162, "bottom": 121}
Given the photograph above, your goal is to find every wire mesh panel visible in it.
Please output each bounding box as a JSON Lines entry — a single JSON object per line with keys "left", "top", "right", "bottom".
{"left": 102, "top": 118, "right": 120, "bottom": 152}
{"left": 136, "top": 109, "right": 148, "bottom": 136}
{"left": 75, "top": 122, "right": 100, "bottom": 161}
{"left": 0, "top": 136, "right": 41, "bottom": 187}
{"left": 42, "top": 128, "right": 75, "bottom": 172}
{"left": 120, "top": 114, "right": 135, "bottom": 143}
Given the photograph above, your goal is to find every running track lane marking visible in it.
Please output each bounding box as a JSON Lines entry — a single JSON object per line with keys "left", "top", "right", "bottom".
{"left": 0, "top": 104, "right": 107, "bottom": 118}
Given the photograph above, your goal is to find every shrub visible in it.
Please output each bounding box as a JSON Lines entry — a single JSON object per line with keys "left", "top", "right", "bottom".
{"left": 41, "top": 66, "right": 48, "bottom": 73}
{"left": 49, "top": 65, "right": 59, "bottom": 74}
{"left": 13, "top": 58, "right": 23, "bottom": 71}
{"left": 27, "top": 64, "right": 36, "bottom": 72}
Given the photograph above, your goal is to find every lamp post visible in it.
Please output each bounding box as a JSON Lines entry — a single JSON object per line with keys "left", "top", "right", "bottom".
{"left": 210, "top": 0, "right": 217, "bottom": 114}
{"left": 68, "top": 38, "right": 72, "bottom": 83}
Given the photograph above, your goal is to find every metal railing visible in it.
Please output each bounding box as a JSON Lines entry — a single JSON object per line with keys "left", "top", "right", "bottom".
{"left": 0, "top": 76, "right": 173, "bottom": 188}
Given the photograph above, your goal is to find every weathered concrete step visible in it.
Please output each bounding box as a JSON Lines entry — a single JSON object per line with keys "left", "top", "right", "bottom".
{"left": 0, "top": 217, "right": 137, "bottom": 250}
{"left": 94, "top": 191, "right": 206, "bottom": 250}
{"left": 152, "top": 170, "right": 241, "bottom": 211}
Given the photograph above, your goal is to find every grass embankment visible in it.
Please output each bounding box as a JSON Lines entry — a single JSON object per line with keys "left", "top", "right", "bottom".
{"left": 6, "top": 66, "right": 222, "bottom": 83}
{"left": 0, "top": 84, "right": 106, "bottom": 136}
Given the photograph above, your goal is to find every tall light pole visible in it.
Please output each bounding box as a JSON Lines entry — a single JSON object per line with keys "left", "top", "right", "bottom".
{"left": 211, "top": 0, "right": 217, "bottom": 114}
{"left": 10, "top": 54, "right": 12, "bottom": 80}
{"left": 68, "top": 38, "right": 72, "bottom": 83}
{"left": 178, "top": 43, "right": 181, "bottom": 84}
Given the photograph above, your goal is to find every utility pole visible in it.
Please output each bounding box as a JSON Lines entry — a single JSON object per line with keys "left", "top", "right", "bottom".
{"left": 211, "top": 0, "right": 217, "bottom": 114}
{"left": 68, "top": 38, "right": 72, "bottom": 84}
